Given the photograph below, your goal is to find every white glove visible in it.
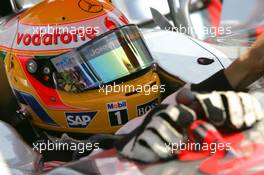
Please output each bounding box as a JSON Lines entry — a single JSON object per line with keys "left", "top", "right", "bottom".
{"left": 116, "top": 104, "right": 196, "bottom": 162}
{"left": 195, "top": 91, "right": 264, "bottom": 129}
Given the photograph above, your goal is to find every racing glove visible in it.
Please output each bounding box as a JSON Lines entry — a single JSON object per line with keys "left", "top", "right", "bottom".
{"left": 177, "top": 89, "right": 264, "bottom": 130}
{"left": 115, "top": 104, "right": 197, "bottom": 162}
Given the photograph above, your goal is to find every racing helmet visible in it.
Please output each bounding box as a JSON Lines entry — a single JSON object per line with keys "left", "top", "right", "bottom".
{"left": 4, "top": 0, "right": 160, "bottom": 134}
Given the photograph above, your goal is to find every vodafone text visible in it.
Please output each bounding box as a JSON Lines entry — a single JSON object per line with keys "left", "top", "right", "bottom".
{"left": 17, "top": 26, "right": 100, "bottom": 46}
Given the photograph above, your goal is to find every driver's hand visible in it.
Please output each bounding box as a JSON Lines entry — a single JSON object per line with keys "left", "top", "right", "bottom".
{"left": 115, "top": 104, "right": 196, "bottom": 162}
{"left": 116, "top": 90, "right": 263, "bottom": 163}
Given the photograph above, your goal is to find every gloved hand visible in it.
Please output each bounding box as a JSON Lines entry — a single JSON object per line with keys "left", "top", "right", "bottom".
{"left": 116, "top": 90, "right": 263, "bottom": 163}
{"left": 177, "top": 89, "right": 264, "bottom": 130}
{"left": 115, "top": 104, "right": 197, "bottom": 162}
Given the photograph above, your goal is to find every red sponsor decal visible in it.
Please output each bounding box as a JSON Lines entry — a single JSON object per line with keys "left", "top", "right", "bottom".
{"left": 16, "top": 29, "right": 98, "bottom": 46}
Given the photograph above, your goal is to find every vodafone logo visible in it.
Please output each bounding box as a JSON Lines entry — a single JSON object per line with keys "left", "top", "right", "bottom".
{"left": 9, "top": 7, "right": 127, "bottom": 52}
{"left": 16, "top": 28, "right": 98, "bottom": 46}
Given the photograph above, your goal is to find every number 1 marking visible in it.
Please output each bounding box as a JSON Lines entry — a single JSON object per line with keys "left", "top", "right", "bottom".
{"left": 114, "top": 111, "right": 122, "bottom": 125}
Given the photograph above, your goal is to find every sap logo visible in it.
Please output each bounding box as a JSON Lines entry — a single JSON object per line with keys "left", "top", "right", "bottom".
{"left": 107, "top": 101, "right": 127, "bottom": 112}
{"left": 65, "top": 112, "right": 97, "bottom": 128}
{"left": 137, "top": 99, "right": 158, "bottom": 117}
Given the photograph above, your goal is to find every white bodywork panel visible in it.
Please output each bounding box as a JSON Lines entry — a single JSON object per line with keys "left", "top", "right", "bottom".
{"left": 142, "top": 29, "right": 231, "bottom": 84}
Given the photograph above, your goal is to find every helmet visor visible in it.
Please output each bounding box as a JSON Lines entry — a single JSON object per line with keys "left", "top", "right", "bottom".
{"left": 51, "top": 25, "right": 153, "bottom": 93}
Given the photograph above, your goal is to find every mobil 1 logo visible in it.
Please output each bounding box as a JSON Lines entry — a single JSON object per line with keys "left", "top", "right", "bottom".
{"left": 137, "top": 99, "right": 158, "bottom": 117}
{"left": 66, "top": 112, "right": 97, "bottom": 128}
{"left": 107, "top": 100, "right": 128, "bottom": 126}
